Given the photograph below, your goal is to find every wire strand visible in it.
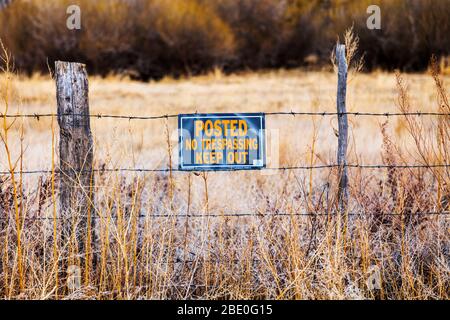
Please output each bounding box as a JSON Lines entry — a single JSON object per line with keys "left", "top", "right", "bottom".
{"left": 1, "top": 111, "right": 449, "bottom": 121}
{"left": 1, "top": 164, "right": 449, "bottom": 175}
{"left": 1, "top": 211, "right": 448, "bottom": 221}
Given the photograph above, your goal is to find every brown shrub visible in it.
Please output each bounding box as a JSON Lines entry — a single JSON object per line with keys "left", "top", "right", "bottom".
{"left": 0, "top": 0, "right": 449, "bottom": 77}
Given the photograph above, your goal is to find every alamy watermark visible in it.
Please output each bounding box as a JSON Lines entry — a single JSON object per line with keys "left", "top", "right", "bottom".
{"left": 366, "top": 265, "right": 382, "bottom": 291}
{"left": 66, "top": 5, "right": 81, "bottom": 30}
{"left": 65, "top": 4, "right": 381, "bottom": 32}
{"left": 367, "top": 5, "right": 381, "bottom": 30}
{"left": 67, "top": 265, "right": 81, "bottom": 292}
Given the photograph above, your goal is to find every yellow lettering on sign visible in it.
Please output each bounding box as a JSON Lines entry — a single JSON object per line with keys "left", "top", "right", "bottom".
{"left": 195, "top": 152, "right": 203, "bottom": 164}
{"left": 214, "top": 121, "right": 222, "bottom": 136}
{"left": 185, "top": 139, "right": 191, "bottom": 150}
{"left": 193, "top": 119, "right": 249, "bottom": 137}
{"left": 204, "top": 120, "right": 214, "bottom": 136}
{"left": 229, "top": 120, "right": 238, "bottom": 136}
{"left": 187, "top": 117, "right": 260, "bottom": 167}
{"left": 194, "top": 152, "right": 224, "bottom": 164}
{"left": 195, "top": 120, "right": 204, "bottom": 136}
{"left": 239, "top": 120, "right": 248, "bottom": 135}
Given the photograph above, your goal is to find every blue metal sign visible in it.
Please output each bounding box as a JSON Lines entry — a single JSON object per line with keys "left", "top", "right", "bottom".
{"left": 179, "top": 113, "right": 266, "bottom": 171}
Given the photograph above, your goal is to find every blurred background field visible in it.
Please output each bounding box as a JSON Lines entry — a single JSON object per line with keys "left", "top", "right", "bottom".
{"left": 0, "top": 0, "right": 449, "bottom": 79}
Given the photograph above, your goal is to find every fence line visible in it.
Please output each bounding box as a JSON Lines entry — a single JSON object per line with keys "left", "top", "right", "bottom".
{"left": 1, "top": 63, "right": 448, "bottom": 219}
{"left": 2, "top": 111, "right": 448, "bottom": 176}
{"left": 0, "top": 211, "right": 448, "bottom": 221}
{"left": 1, "top": 164, "right": 449, "bottom": 176}
{"left": 1, "top": 111, "right": 450, "bottom": 121}
{"left": 1, "top": 60, "right": 448, "bottom": 288}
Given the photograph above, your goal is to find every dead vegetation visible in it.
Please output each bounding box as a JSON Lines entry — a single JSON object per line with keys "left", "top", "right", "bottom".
{"left": 1, "top": 0, "right": 449, "bottom": 79}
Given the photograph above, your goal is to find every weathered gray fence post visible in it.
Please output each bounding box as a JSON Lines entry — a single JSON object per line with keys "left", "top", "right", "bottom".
{"left": 55, "top": 61, "right": 96, "bottom": 275}
{"left": 336, "top": 45, "right": 349, "bottom": 210}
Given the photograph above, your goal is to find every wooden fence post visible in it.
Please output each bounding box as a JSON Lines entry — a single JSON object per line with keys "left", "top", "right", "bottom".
{"left": 55, "top": 61, "right": 96, "bottom": 274}
{"left": 336, "top": 44, "right": 349, "bottom": 210}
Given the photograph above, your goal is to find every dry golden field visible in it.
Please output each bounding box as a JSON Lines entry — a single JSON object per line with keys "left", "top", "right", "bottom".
{"left": 0, "top": 67, "right": 449, "bottom": 299}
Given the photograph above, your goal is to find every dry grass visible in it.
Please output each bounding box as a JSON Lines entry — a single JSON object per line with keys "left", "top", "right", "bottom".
{"left": 0, "top": 62, "right": 449, "bottom": 299}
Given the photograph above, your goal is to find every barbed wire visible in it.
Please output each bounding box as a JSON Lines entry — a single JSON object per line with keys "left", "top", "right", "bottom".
{"left": 1, "top": 111, "right": 449, "bottom": 121}
{"left": 0, "top": 211, "right": 448, "bottom": 221}
{"left": 0, "top": 112, "right": 448, "bottom": 174}
{"left": 266, "top": 111, "right": 450, "bottom": 117}
{"left": 0, "top": 163, "right": 449, "bottom": 176}
{"left": 0, "top": 112, "right": 446, "bottom": 270}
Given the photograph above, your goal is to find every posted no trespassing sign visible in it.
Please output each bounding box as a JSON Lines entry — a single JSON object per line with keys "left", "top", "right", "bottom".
{"left": 178, "top": 113, "right": 266, "bottom": 171}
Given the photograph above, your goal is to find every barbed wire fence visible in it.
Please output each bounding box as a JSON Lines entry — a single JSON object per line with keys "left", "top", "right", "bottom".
{"left": 2, "top": 110, "right": 450, "bottom": 120}
{"left": 0, "top": 59, "right": 449, "bottom": 251}
{"left": 0, "top": 212, "right": 448, "bottom": 221}
{"left": 1, "top": 111, "right": 449, "bottom": 217}
{"left": 1, "top": 111, "right": 449, "bottom": 176}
